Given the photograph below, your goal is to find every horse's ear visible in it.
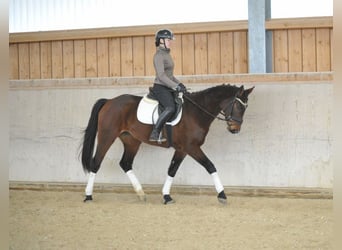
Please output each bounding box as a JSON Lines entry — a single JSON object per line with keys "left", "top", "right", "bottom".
{"left": 244, "top": 86, "right": 255, "bottom": 96}
{"left": 237, "top": 85, "right": 244, "bottom": 96}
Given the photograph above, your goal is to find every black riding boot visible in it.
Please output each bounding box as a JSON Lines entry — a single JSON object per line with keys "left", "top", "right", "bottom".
{"left": 149, "top": 108, "right": 174, "bottom": 142}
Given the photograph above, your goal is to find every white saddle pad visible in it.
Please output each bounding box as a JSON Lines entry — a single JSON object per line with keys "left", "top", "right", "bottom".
{"left": 137, "top": 95, "right": 182, "bottom": 126}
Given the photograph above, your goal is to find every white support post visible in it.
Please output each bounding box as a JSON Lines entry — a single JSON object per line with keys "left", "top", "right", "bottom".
{"left": 248, "top": 0, "right": 272, "bottom": 73}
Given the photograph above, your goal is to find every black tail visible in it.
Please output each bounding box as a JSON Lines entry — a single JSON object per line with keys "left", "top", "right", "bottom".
{"left": 81, "top": 98, "right": 108, "bottom": 173}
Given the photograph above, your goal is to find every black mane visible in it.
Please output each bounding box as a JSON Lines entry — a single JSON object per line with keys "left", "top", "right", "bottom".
{"left": 187, "top": 84, "right": 240, "bottom": 106}
{"left": 189, "top": 84, "right": 239, "bottom": 98}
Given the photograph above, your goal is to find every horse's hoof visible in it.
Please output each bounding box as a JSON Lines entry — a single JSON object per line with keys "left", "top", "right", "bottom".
{"left": 83, "top": 195, "right": 93, "bottom": 202}
{"left": 218, "top": 197, "right": 227, "bottom": 205}
{"left": 163, "top": 194, "right": 175, "bottom": 205}
{"left": 138, "top": 194, "right": 147, "bottom": 202}
{"left": 136, "top": 190, "right": 146, "bottom": 202}
{"left": 217, "top": 191, "right": 227, "bottom": 205}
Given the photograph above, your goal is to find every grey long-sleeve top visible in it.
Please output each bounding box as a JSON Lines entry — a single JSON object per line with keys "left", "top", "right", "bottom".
{"left": 153, "top": 46, "right": 181, "bottom": 89}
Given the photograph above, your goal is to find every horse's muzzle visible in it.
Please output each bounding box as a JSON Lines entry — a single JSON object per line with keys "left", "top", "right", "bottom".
{"left": 227, "top": 121, "right": 241, "bottom": 134}
{"left": 227, "top": 127, "right": 240, "bottom": 134}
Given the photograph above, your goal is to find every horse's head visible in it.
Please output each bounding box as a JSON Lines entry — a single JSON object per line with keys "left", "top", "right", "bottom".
{"left": 221, "top": 85, "right": 254, "bottom": 134}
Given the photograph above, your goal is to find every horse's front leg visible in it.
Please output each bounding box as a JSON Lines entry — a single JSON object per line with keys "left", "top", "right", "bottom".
{"left": 189, "top": 147, "right": 227, "bottom": 204}
{"left": 126, "top": 170, "right": 145, "bottom": 201}
{"left": 119, "top": 134, "right": 146, "bottom": 201}
{"left": 162, "top": 150, "right": 187, "bottom": 204}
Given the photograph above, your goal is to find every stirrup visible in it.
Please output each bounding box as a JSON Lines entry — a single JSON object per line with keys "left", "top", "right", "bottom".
{"left": 149, "top": 130, "right": 166, "bottom": 143}
{"left": 157, "top": 132, "right": 167, "bottom": 143}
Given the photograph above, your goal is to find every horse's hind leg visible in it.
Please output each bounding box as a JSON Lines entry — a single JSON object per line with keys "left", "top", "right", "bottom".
{"left": 84, "top": 129, "right": 118, "bottom": 202}
{"left": 119, "top": 132, "right": 145, "bottom": 201}
{"left": 162, "top": 150, "right": 187, "bottom": 204}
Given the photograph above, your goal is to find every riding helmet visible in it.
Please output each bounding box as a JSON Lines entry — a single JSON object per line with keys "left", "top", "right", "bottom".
{"left": 155, "top": 29, "right": 174, "bottom": 46}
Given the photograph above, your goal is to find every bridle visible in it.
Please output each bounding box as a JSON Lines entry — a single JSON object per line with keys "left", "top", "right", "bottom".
{"left": 222, "top": 97, "right": 248, "bottom": 124}
{"left": 183, "top": 94, "right": 248, "bottom": 123}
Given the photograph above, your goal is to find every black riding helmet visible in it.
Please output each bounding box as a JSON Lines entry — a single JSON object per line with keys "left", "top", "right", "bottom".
{"left": 155, "top": 29, "right": 174, "bottom": 47}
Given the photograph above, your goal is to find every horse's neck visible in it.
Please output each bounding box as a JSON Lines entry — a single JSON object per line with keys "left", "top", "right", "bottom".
{"left": 192, "top": 90, "right": 229, "bottom": 114}
{"left": 187, "top": 92, "right": 224, "bottom": 124}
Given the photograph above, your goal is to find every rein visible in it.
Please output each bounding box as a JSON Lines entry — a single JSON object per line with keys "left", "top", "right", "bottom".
{"left": 183, "top": 94, "right": 247, "bottom": 122}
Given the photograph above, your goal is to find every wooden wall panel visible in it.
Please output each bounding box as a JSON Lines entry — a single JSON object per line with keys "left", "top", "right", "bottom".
{"left": 97, "top": 38, "right": 109, "bottom": 77}
{"left": 132, "top": 37, "right": 145, "bottom": 76}
{"left": 85, "top": 39, "right": 97, "bottom": 77}
{"left": 194, "top": 33, "right": 208, "bottom": 74}
{"left": 288, "top": 29, "right": 302, "bottom": 72}
{"left": 120, "top": 37, "right": 133, "bottom": 76}
{"left": 74, "top": 40, "right": 86, "bottom": 78}
{"left": 40, "top": 42, "right": 52, "bottom": 79}
{"left": 9, "top": 17, "right": 333, "bottom": 80}
{"left": 182, "top": 34, "right": 195, "bottom": 75}
{"left": 144, "top": 36, "right": 156, "bottom": 76}
{"left": 9, "top": 44, "right": 19, "bottom": 79}
{"left": 330, "top": 29, "right": 333, "bottom": 71}
{"left": 109, "top": 38, "right": 121, "bottom": 77}
{"left": 316, "top": 28, "right": 331, "bottom": 71}
{"left": 220, "top": 32, "right": 234, "bottom": 73}
{"left": 18, "top": 43, "right": 30, "bottom": 79}
{"left": 233, "top": 31, "right": 248, "bottom": 73}
{"left": 302, "top": 29, "right": 316, "bottom": 72}
{"left": 51, "top": 41, "right": 63, "bottom": 78}
{"left": 208, "top": 32, "right": 221, "bottom": 74}
{"left": 273, "top": 30, "right": 288, "bottom": 72}
{"left": 29, "top": 42, "right": 41, "bottom": 79}
{"left": 29, "top": 43, "right": 41, "bottom": 79}
{"left": 62, "top": 40, "right": 74, "bottom": 78}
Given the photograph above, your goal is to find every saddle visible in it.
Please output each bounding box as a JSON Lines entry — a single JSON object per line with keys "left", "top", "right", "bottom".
{"left": 137, "top": 88, "right": 183, "bottom": 126}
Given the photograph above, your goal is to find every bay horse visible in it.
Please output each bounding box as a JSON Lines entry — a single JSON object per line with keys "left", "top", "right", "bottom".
{"left": 81, "top": 84, "right": 254, "bottom": 204}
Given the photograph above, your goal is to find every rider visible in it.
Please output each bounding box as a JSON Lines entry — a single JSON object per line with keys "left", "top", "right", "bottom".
{"left": 149, "top": 29, "right": 187, "bottom": 142}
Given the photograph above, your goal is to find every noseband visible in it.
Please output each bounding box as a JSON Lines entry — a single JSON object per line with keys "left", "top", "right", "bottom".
{"left": 222, "top": 97, "right": 248, "bottom": 124}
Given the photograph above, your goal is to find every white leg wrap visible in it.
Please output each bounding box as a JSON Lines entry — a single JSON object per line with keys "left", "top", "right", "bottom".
{"left": 211, "top": 172, "right": 224, "bottom": 193}
{"left": 162, "top": 175, "right": 174, "bottom": 195}
{"left": 85, "top": 172, "right": 96, "bottom": 196}
{"left": 126, "top": 170, "right": 143, "bottom": 192}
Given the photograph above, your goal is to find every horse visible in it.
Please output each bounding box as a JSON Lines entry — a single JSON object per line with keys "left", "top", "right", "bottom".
{"left": 81, "top": 84, "right": 254, "bottom": 204}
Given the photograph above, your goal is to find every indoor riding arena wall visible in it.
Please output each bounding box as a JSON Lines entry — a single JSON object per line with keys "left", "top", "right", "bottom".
{"left": 9, "top": 73, "right": 333, "bottom": 196}
{"left": 9, "top": 16, "right": 333, "bottom": 197}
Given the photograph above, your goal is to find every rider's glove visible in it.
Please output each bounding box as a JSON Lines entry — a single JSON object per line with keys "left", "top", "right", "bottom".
{"left": 176, "top": 83, "right": 187, "bottom": 93}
